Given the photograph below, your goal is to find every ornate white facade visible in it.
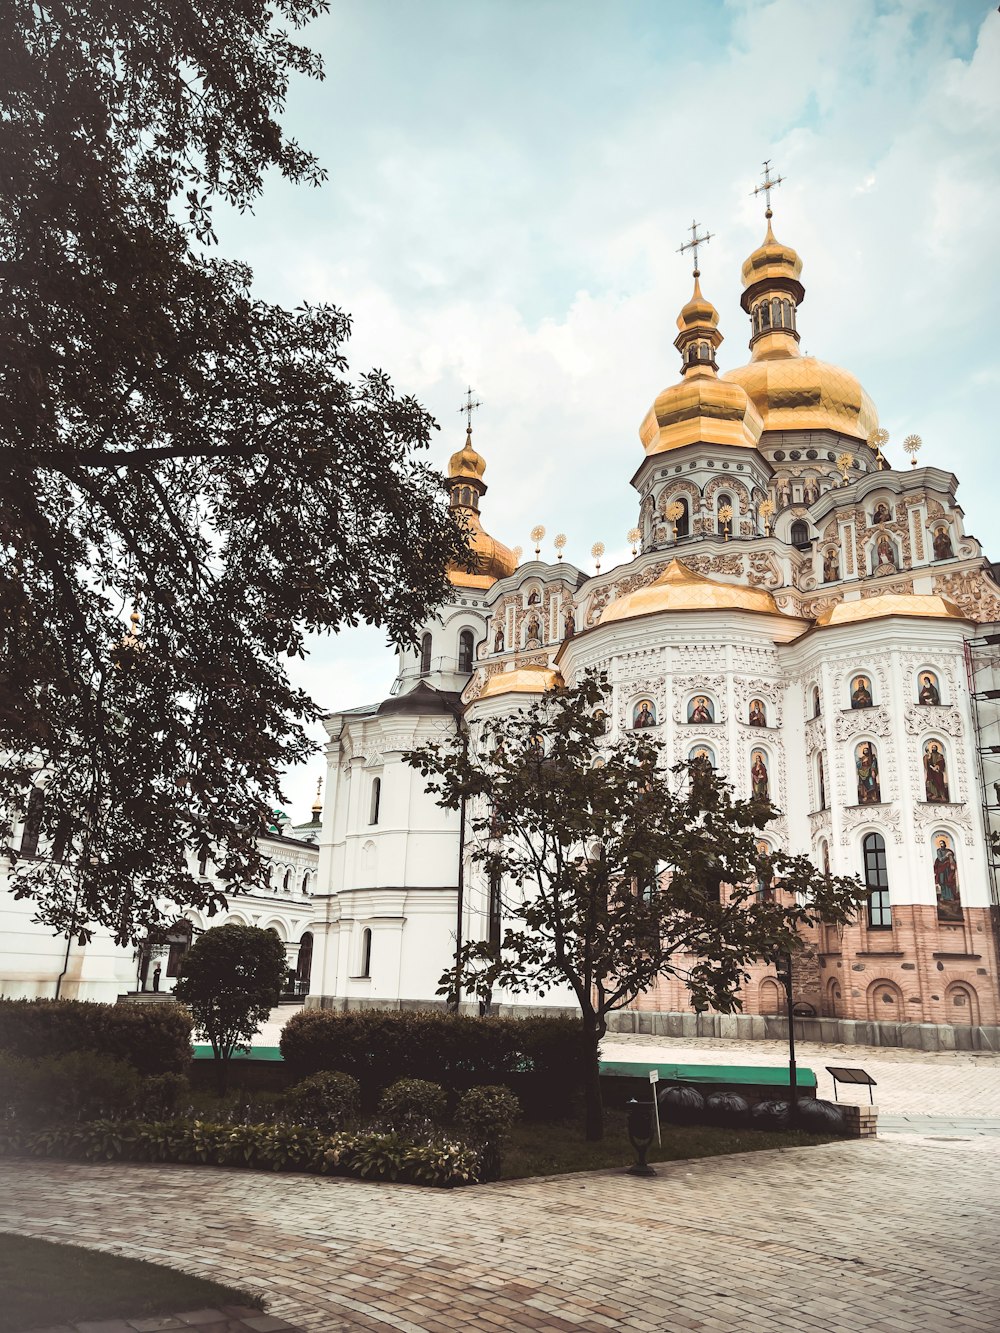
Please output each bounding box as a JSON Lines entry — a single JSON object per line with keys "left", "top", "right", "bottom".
{"left": 311, "top": 210, "right": 1000, "bottom": 1032}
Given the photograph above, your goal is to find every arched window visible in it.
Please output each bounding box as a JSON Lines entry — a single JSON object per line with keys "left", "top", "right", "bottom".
{"left": 781, "top": 299, "right": 792, "bottom": 328}
{"left": 360, "top": 927, "right": 372, "bottom": 978}
{"left": 19, "top": 785, "right": 44, "bottom": 858}
{"left": 488, "top": 871, "right": 502, "bottom": 954}
{"left": 197, "top": 847, "right": 209, "bottom": 878}
{"left": 811, "top": 685, "right": 821, "bottom": 718}
{"left": 419, "top": 633, "right": 432, "bottom": 676}
{"left": 772, "top": 297, "right": 782, "bottom": 327}
{"left": 863, "top": 832, "right": 891, "bottom": 928}
{"left": 790, "top": 520, "right": 810, "bottom": 548}
{"left": 282, "top": 868, "right": 291, "bottom": 893}
{"left": 301, "top": 872, "right": 310, "bottom": 895}
{"left": 672, "top": 497, "right": 690, "bottom": 539}
{"left": 760, "top": 301, "right": 771, "bottom": 329}
{"left": 369, "top": 777, "right": 381, "bottom": 826}
{"left": 717, "top": 493, "right": 733, "bottom": 537}
{"left": 458, "top": 629, "right": 475, "bottom": 673}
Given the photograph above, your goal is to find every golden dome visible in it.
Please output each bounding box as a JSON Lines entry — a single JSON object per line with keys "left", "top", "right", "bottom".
{"left": 814, "top": 593, "right": 970, "bottom": 628}
{"left": 639, "top": 274, "right": 764, "bottom": 456}
{"left": 600, "top": 558, "right": 782, "bottom": 624}
{"left": 722, "top": 356, "right": 879, "bottom": 441}
{"left": 479, "top": 664, "right": 564, "bottom": 699}
{"left": 448, "top": 427, "right": 486, "bottom": 482}
{"left": 741, "top": 218, "right": 802, "bottom": 288}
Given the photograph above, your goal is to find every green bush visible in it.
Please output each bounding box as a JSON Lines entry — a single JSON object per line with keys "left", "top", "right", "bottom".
{"left": 378, "top": 1078, "right": 447, "bottom": 1135}
{"left": 0, "top": 1118, "right": 480, "bottom": 1187}
{"left": 280, "top": 1009, "right": 584, "bottom": 1115}
{"left": 284, "top": 1071, "right": 360, "bottom": 1132}
{"left": 0, "top": 999, "right": 193, "bottom": 1075}
{"left": 0, "top": 1050, "right": 142, "bottom": 1124}
{"left": 456, "top": 1085, "right": 521, "bottom": 1181}
{"left": 136, "top": 1072, "right": 191, "bottom": 1121}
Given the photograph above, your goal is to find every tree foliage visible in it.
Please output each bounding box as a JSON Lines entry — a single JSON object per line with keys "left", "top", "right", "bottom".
{"left": 408, "top": 672, "right": 866, "bottom": 1138}
{"left": 1, "top": 1, "right": 468, "bottom": 943}
{"left": 174, "top": 922, "right": 287, "bottom": 1092}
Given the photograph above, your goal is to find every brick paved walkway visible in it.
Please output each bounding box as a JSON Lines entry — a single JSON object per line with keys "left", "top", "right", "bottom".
{"left": 4, "top": 1137, "right": 1000, "bottom": 1333}
{"left": 24, "top": 1305, "right": 299, "bottom": 1332}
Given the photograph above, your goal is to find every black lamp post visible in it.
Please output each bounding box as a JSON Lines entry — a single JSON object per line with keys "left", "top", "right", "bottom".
{"left": 774, "top": 949, "right": 799, "bottom": 1122}
{"left": 625, "top": 1098, "right": 656, "bottom": 1177}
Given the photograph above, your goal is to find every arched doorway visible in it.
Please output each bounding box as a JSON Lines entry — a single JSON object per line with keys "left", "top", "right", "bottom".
{"left": 945, "top": 982, "right": 979, "bottom": 1026}
{"left": 296, "top": 932, "right": 313, "bottom": 996}
{"left": 759, "top": 977, "right": 784, "bottom": 1015}
{"left": 867, "top": 979, "right": 903, "bottom": 1022}
{"left": 825, "top": 978, "right": 841, "bottom": 1018}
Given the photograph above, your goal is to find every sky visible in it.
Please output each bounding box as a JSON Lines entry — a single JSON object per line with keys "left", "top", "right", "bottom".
{"left": 212, "top": 0, "right": 1000, "bottom": 819}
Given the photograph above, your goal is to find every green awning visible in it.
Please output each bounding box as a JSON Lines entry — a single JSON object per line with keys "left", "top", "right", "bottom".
{"left": 599, "top": 1059, "right": 817, "bottom": 1089}
{"left": 192, "top": 1044, "right": 284, "bottom": 1062}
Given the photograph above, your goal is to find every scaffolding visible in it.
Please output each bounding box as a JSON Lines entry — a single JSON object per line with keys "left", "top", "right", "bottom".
{"left": 966, "top": 626, "right": 1000, "bottom": 915}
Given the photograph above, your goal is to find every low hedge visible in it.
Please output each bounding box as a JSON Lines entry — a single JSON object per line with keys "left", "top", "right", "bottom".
{"left": 0, "top": 1119, "right": 480, "bottom": 1188}
{"left": 0, "top": 999, "right": 193, "bottom": 1076}
{"left": 280, "top": 1009, "right": 584, "bottom": 1115}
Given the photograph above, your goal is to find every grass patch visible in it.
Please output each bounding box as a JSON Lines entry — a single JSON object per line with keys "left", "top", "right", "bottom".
{"left": 0, "top": 1232, "right": 260, "bottom": 1333}
{"left": 501, "top": 1106, "right": 836, "bottom": 1180}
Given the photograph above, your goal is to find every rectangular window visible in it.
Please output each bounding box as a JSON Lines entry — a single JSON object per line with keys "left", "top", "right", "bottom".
{"left": 864, "top": 834, "right": 891, "bottom": 928}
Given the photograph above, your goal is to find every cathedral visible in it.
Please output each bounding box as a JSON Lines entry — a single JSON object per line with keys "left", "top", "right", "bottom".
{"left": 309, "top": 194, "right": 1000, "bottom": 1040}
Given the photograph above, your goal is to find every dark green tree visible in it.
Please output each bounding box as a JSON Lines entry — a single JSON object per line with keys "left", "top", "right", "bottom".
{"left": 1, "top": 2, "right": 468, "bottom": 943}
{"left": 174, "top": 923, "right": 287, "bottom": 1093}
{"left": 408, "top": 673, "right": 865, "bottom": 1140}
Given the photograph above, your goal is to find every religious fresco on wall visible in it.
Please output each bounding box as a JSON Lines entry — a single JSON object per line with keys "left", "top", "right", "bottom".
{"left": 933, "top": 832, "right": 962, "bottom": 923}
{"left": 923, "top": 740, "right": 950, "bottom": 803}
{"left": 873, "top": 533, "right": 897, "bottom": 573}
{"left": 687, "top": 695, "right": 714, "bottom": 724}
{"left": 563, "top": 612, "right": 575, "bottom": 639}
{"left": 524, "top": 615, "right": 541, "bottom": 646}
{"left": 856, "top": 741, "right": 881, "bottom": 804}
{"left": 633, "top": 699, "right": 656, "bottom": 729}
{"left": 871, "top": 501, "right": 892, "bottom": 526}
{"left": 749, "top": 698, "right": 767, "bottom": 727}
{"left": 593, "top": 709, "right": 608, "bottom": 735}
{"left": 851, "top": 675, "right": 874, "bottom": 709}
{"left": 750, "top": 748, "right": 770, "bottom": 802}
{"left": 494, "top": 626, "right": 505, "bottom": 652}
{"left": 822, "top": 547, "right": 839, "bottom": 583}
{"left": 527, "top": 590, "right": 541, "bottom": 605}
{"left": 932, "top": 525, "right": 955, "bottom": 560}
{"left": 689, "top": 746, "right": 715, "bottom": 803}
{"left": 918, "top": 672, "right": 941, "bottom": 705}
{"left": 755, "top": 839, "right": 774, "bottom": 901}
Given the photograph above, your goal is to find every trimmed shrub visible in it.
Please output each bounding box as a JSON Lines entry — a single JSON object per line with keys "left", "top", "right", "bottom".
{"left": 0, "top": 998, "right": 193, "bottom": 1075}
{"left": 280, "top": 1009, "right": 584, "bottom": 1115}
{"left": 284, "top": 1071, "right": 360, "bottom": 1132}
{"left": 378, "top": 1079, "right": 447, "bottom": 1135}
{"left": 0, "top": 1118, "right": 480, "bottom": 1187}
{"left": 456, "top": 1084, "right": 521, "bottom": 1181}
{"left": 0, "top": 1050, "right": 142, "bottom": 1123}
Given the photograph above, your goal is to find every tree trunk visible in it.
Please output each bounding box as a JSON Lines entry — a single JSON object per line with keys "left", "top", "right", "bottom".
{"left": 582, "top": 1018, "right": 604, "bottom": 1141}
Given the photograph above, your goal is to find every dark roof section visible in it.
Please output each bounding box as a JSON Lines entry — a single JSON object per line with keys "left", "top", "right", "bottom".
{"left": 377, "top": 680, "right": 463, "bottom": 718}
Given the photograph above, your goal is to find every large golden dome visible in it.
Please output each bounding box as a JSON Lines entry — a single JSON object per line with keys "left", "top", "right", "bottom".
{"left": 600, "top": 559, "right": 783, "bottom": 624}
{"left": 479, "top": 664, "right": 563, "bottom": 699}
{"left": 722, "top": 356, "right": 879, "bottom": 441}
{"left": 723, "top": 214, "right": 879, "bottom": 442}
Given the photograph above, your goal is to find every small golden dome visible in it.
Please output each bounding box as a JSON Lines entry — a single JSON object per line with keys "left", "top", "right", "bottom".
{"left": 479, "top": 664, "right": 564, "bottom": 699}
{"left": 640, "top": 376, "right": 764, "bottom": 455}
{"left": 448, "top": 427, "right": 486, "bottom": 482}
{"left": 676, "top": 273, "right": 719, "bottom": 332}
{"left": 741, "top": 218, "right": 803, "bottom": 288}
{"left": 722, "top": 356, "right": 879, "bottom": 441}
{"left": 600, "top": 558, "right": 781, "bottom": 624}
{"left": 814, "top": 593, "right": 970, "bottom": 628}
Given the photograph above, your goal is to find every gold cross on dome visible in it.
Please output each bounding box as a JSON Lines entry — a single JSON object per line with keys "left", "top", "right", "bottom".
{"left": 458, "top": 386, "right": 482, "bottom": 431}
{"left": 678, "top": 220, "right": 714, "bottom": 276}
{"left": 753, "top": 159, "right": 785, "bottom": 217}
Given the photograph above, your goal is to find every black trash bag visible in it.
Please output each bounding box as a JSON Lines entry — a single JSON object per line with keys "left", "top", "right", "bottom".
{"left": 704, "top": 1091, "right": 751, "bottom": 1128}
{"left": 798, "top": 1097, "right": 845, "bottom": 1131}
{"left": 750, "top": 1098, "right": 791, "bottom": 1128}
{"left": 658, "top": 1084, "right": 705, "bottom": 1124}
